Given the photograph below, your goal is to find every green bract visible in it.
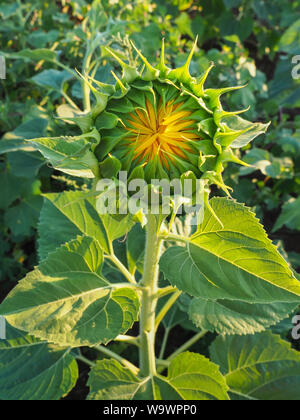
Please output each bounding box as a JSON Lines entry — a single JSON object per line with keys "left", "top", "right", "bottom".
{"left": 28, "top": 39, "right": 270, "bottom": 196}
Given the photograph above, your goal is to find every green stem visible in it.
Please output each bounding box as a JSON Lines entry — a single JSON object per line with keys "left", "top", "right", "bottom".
{"left": 156, "top": 359, "right": 170, "bottom": 368}
{"left": 55, "top": 61, "right": 81, "bottom": 81}
{"left": 115, "top": 335, "right": 140, "bottom": 347}
{"left": 76, "top": 354, "right": 95, "bottom": 368}
{"left": 155, "top": 290, "right": 182, "bottom": 332}
{"left": 157, "top": 285, "right": 177, "bottom": 298}
{"left": 82, "top": 48, "right": 93, "bottom": 112}
{"left": 106, "top": 254, "right": 137, "bottom": 285}
{"left": 94, "top": 345, "right": 139, "bottom": 375}
{"left": 159, "top": 233, "right": 189, "bottom": 243}
{"left": 61, "top": 91, "right": 81, "bottom": 111}
{"left": 167, "top": 330, "right": 208, "bottom": 362}
{"left": 139, "top": 214, "right": 163, "bottom": 378}
{"left": 158, "top": 327, "right": 171, "bottom": 360}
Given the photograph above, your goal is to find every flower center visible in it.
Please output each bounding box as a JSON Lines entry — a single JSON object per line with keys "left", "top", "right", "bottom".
{"left": 157, "top": 124, "right": 167, "bottom": 134}
{"left": 124, "top": 99, "right": 200, "bottom": 170}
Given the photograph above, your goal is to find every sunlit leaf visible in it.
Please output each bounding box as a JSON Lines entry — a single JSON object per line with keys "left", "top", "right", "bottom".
{"left": 88, "top": 352, "right": 229, "bottom": 400}
{"left": 189, "top": 297, "right": 297, "bottom": 335}
{"left": 0, "top": 324, "right": 78, "bottom": 400}
{"left": 0, "top": 236, "right": 140, "bottom": 347}
{"left": 161, "top": 198, "right": 300, "bottom": 303}
{"left": 211, "top": 332, "right": 300, "bottom": 400}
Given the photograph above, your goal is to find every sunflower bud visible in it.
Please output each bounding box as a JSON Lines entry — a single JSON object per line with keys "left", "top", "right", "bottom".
{"left": 86, "top": 39, "right": 270, "bottom": 197}
{"left": 29, "top": 39, "right": 270, "bottom": 207}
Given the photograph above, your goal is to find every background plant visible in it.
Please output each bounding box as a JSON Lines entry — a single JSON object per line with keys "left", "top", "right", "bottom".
{"left": 0, "top": 0, "right": 300, "bottom": 401}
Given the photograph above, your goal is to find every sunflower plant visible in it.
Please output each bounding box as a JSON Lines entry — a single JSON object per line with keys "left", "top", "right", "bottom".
{"left": 1, "top": 38, "right": 300, "bottom": 401}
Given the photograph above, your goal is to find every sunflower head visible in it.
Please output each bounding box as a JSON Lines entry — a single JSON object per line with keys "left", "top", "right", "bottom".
{"left": 85, "top": 39, "right": 269, "bottom": 195}
{"left": 97, "top": 80, "right": 211, "bottom": 182}
{"left": 30, "top": 39, "right": 270, "bottom": 198}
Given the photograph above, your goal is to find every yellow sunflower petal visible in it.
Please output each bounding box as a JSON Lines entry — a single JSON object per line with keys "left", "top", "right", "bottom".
{"left": 124, "top": 99, "right": 201, "bottom": 170}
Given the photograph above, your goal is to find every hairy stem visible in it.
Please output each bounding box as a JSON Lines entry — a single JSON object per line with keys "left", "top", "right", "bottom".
{"left": 158, "top": 327, "right": 171, "bottom": 360}
{"left": 155, "top": 290, "right": 182, "bottom": 332}
{"left": 159, "top": 233, "right": 189, "bottom": 243}
{"left": 82, "top": 48, "right": 93, "bottom": 112}
{"left": 156, "top": 359, "right": 170, "bottom": 368}
{"left": 139, "top": 214, "right": 163, "bottom": 378}
{"left": 115, "top": 335, "right": 140, "bottom": 347}
{"left": 106, "top": 254, "right": 137, "bottom": 284}
{"left": 76, "top": 354, "right": 95, "bottom": 368}
{"left": 157, "top": 285, "right": 178, "bottom": 298}
{"left": 94, "top": 345, "right": 139, "bottom": 375}
{"left": 62, "top": 91, "right": 81, "bottom": 111}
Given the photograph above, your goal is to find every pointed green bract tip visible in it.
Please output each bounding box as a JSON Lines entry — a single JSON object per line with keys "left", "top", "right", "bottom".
{"left": 76, "top": 69, "right": 109, "bottom": 117}
{"left": 105, "top": 47, "right": 139, "bottom": 84}
{"left": 111, "top": 71, "right": 128, "bottom": 95}
{"left": 156, "top": 38, "right": 170, "bottom": 75}
{"left": 168, "top": 37, "right": 198, "bottom": 84}
{"left": 206, "top": 84, "right": 247, "bottom": 110}
{"left": 191, "top": 62, "right": 215, "bottom": 97}
{"left": 130, "top": 40, "right": 160, "bottom": 80}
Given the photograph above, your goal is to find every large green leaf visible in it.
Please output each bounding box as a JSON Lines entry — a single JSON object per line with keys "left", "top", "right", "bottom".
{"left": 189, "top": 297, "right": 297, "bottom": 335}
{"left": 5, "top": 195, "right": 43, "bottom": 237}
{"left": 278, "top": 19, "right": 300, "bottom": 55}
{"left": 217, "top": 115, "right": 270, "bottom": 149}
{"left": 0, "top": 2, "right": 19, "bottom": 19}
{"left": 27, "top": 29, "right": 59, "bottom": 49}
{"left": 0, "top": 139, "right": 35, "bottom": 154}
{"left": 0, "top": 236, "right": 140, "bottom": 347}
{"left": 241, "top": 147, "right": 292, "bottom": 179}
{"left": 1, "top": 118, "right": 48, "bottom": 141}
{"left": 0, "top": 172, "right": 25, "bottom": 210}
{"left": 0, "top": 118, "right": 48, "bottom": 155}
{"left": 273, "top": 197, "right": 300, "bottom": 232}
{"left": 160, "top": 198, "right": 300, "bottom": 303}
{"left": 88, "top": 352, "right": 229, "bottom": 400}
{"left": 29, "top": 135, "right": 99, "bottom": 178}
{"left": 38, "top": 191, "right": 110, "bottom": 258}
{"left": 7, "top": 151, "right": 45, "bottom": 178}
{"left": 31, "top": 69, "right": 73, "bottom": 92}
{"left": 0, "top": 324, "right": 78, "bottom": 400}
{"left": 269, "top": 59, "right": 300, "bottom": 108}
{"left": 38, "top": 191, "right": 136, "bottom": 260}
{"left": 126, "top": 223, "right": 145, "bottom": 274}
{"left": 2, "top": 48, "right": 58, "bottom": 62}
{"left": 210, "top": 332, "right": 300, "bottom": 400}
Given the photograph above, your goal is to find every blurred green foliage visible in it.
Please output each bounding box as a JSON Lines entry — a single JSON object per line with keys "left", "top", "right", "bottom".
{"left": 0, "top": 0, "right": 299, "bottom": 301}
